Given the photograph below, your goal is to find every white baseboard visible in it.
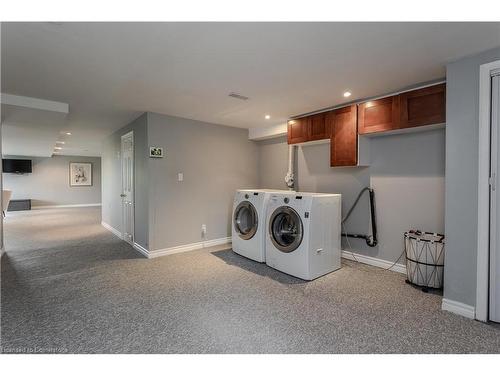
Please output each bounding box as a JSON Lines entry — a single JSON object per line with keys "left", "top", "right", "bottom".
{"left": 147, "top": 237, "right": 232, "bottom": 259}
{"left": 33, "top": 203, "right": 102, "bottom": 209}
{"left": 101, "top": 221, "right": 230, "bottom": 260}
{"left": 132, "top": 242, "right": 149, "bottom": 258}
{"left": 442, "top": 298, "right": 476, "bottom": 319}
{"left": 101, "top": 221, "right": 122, "bottom": 239}
{"left": 101, "top": 221, "right": 151, "bottom": 258}
{"left": 341, "top": 250, "right": 407, "bottom": 274}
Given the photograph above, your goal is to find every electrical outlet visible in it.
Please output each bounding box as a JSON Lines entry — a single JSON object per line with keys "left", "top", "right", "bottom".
{"left": 201, "top": 224, "right": 207, "bottom": 236}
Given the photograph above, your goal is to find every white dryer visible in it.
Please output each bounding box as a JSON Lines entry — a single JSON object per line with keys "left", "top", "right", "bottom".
{"left": 232, "top": 189, "right": 293, "bottom": 262}
{"left": 265, "top": 192, "right": 342, "bottom": 280}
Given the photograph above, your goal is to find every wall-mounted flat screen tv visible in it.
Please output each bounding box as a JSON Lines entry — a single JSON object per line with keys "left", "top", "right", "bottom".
{"left": 2, "top": 159, "right": 32, "bottom": 173}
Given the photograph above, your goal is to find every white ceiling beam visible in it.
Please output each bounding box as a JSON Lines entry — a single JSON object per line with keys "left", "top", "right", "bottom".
{"left": 1, "top": 93, "right": 69, "bottom": 114}
{"left": 248, "top": 123, "right": 287, "bottom": 141}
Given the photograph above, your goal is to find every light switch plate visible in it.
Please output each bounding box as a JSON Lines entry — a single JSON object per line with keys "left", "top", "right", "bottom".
{"left": 178, "top": 173, "right": 183, "bottom": 182}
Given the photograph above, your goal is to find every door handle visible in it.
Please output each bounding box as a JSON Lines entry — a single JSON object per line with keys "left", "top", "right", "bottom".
{"left": 120, "top": 193, "right": 126, "bottom": 197}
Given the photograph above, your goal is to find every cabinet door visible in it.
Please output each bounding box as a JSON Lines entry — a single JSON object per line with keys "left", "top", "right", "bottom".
{"left": 309, "top": 113, "right": 330, "bottom": 141}
{"left": 287, "top": 117, "right": 310, "bottom": 144}
{"left": 358, "top": 95, "right": 400, "bottom": 134}
{"left": 330, "top": 105, "right": 358, "bottom": 167}
{"left": 400, "top": 83, "right": 445, "bottom": 129}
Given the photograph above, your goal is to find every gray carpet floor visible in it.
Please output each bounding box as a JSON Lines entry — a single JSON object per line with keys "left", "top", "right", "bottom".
{"left": 1, "top": 207, "right": 499, "bottom": 353}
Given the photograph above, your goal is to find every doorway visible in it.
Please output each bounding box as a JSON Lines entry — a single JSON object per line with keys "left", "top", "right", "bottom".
{"left": 121, "top": 131, "right": 134, "bottom": 245}
{"left": 490, "top": 73, "right": 500, "bottom": 323}
{"left": 477, "top": 61, "right": 500, "bottom": 323}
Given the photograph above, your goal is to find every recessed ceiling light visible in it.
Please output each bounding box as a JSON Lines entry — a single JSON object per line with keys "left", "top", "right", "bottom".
{"left": 65, "top": 132, "right": 72, "bottom": 135}
{"left": 265, "top": 115, "right": 271, "bottom": 120}
{"left": 343, "top": 91, "right": 352, "bottom": 98}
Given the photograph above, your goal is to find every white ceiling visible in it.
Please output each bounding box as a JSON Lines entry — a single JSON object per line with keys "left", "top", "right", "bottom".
{"left": 2, "top": 22, "right": 500, "bottom": 156}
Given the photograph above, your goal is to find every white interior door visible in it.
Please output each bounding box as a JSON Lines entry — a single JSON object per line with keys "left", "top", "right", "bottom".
{"left": 490, "top": 73, "right": 500, "bottom": 323}
{"left": 121, "top": 131, "right": 134, "bottom": 245}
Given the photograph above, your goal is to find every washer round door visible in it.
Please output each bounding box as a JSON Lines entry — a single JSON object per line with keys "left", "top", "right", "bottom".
{"left": 269, "top": 206, "right": 303, "bottom": 253}
{"left": 233, "top": 201, "right": 258, "bottom": 240}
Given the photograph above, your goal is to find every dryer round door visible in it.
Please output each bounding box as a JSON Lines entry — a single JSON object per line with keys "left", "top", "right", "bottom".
{"left": 269, "top": 206, "right": 303, "bottom": 253}
{"left": 234, "top": 201, "right": 258, "bottom": 240}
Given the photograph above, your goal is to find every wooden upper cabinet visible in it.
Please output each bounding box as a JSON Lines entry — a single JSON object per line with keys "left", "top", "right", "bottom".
{"left": 330, "top": 105, "right": 358, "bottom": 167}
{"left": 288, "top": 113, "right": 330, "bottom": 144}
{"left": 288, "top": 83, "right": 445, "bottom": 154}
{"left": 358, "top": 96, "right": 400, "bottom": 135}
{"left": 308, "top": 113, "right": 330, "bottom": 141}
{"left": 287, "top": 117, "right": 310, "bottom": 144}
{"left": 358, "top": 83, "right": 446, "bottom": 135}
{"left": 400, "top": 83, "right": 446, "bottom": 129}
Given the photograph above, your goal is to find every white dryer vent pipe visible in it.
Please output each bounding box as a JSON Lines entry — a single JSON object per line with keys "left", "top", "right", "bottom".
{"left": 285, "top": 145, "right": 296, "bottom": 190}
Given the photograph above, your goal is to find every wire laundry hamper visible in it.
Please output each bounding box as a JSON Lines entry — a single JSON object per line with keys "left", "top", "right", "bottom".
{"left": 404, "top": 230, "right": 445, "bottom": 291}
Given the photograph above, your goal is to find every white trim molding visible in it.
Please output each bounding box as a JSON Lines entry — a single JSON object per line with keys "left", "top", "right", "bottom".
{"left": 132, "top": 242, "right": 149, "bottom": 258}
{"left": 147, "top": 237, "right": 232, "bottom": 258}
{"left": 33, "top": 203, "right": 102, "bottom": 210}
{"left": 101, "top": 221, "right": 150, "bottom": 258}
{"left": 442, "top": 298, "right": 476, "bottom": 320}
{"left": 476, "top": 59, "right": 500, "bottom": 322}
{"left": 101, "top": 221, "right": 122, "bottom": 239}
{"left": 341, "top": 250, "right": 406, "bottom": 274}
{"left": 101, "top": 221, "right": 231, "bottom": 260}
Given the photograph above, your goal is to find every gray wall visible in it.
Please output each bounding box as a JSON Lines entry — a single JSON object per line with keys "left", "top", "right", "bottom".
{"left": 101, "top": 113, "right": 149, "bottom": 249}
{"left": 1, "top": 125, "right": 3, "bottom": 253}
{"left": 258, "top": 129, "right": 446, "bottom": 265}
{"left": 2, "top": 155, "right": 101, "bottom": 207}
{"left": 445, "top": 47, "right": 500, "bottom": 307}
{"left": 147, "top": 113, "right": 259, "bottom": 251}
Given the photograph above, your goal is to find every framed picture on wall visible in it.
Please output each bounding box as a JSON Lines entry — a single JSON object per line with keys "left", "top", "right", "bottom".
{"left": 69, "top": 162, "right": 92, "bottom": 187}
{"left": 150, "top": 147, "right": 164, "bottom": 158}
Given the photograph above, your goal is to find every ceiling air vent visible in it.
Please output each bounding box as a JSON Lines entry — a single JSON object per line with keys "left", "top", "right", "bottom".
{"left": 228, "top": 92, "right": 249, "bottom": 101}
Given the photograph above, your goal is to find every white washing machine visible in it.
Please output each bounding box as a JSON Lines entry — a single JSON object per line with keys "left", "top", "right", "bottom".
{"left": 265, "top": 192, "right": 342, "bottom": 280}
{"left": 232, "top": 189, "right": 294, "bottom": 262}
